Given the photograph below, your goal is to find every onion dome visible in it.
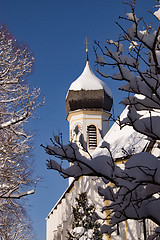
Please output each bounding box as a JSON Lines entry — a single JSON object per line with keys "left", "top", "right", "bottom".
{"left": 66, "top": 57, "right": 113, "bottom": 115}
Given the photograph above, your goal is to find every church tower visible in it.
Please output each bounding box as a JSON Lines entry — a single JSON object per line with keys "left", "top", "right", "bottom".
{"left": 46, "top": 49, "right": 114, "bottom": 240}
{"left": 66, "top": 49, "right": 113, "bottom": 157}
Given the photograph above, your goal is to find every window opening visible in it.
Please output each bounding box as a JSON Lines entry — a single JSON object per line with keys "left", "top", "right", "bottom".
{"left": 87, "top": 125, "right": 97, "bottom": 149}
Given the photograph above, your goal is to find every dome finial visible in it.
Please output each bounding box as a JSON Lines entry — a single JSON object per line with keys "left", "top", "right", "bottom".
{"left": 85, "top": 36, "right": 89, "bottom": 61}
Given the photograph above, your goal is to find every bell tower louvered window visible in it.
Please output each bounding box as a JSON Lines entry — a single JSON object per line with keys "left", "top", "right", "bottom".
{"left": 87, "top": 125, "right": 97, "bottom": 149}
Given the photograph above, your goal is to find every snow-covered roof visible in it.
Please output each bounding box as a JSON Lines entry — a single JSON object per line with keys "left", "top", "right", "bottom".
{"left": 68, "top": 60, "right": 112, "bottom": 98}
{"left": 93, "top": 107, "right": 149, "bottom": 159}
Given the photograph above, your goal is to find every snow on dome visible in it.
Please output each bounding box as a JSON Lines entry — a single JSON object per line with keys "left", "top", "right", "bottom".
{"left": 68, "top": 61, "right": 112, "bottom": 98}
{"left": 66, "top": 59, "right": 113, "bottom": 114}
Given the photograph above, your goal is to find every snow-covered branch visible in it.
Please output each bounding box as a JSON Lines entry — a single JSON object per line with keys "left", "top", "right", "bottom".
{"left": 44, "top": 1, "right": 160, "bottom": 239}
{"left": 44, "top": 135, "right": 160, "bottom": 237}
{"left": 0, "top": 24, "right": 42, "bottom": 238}
{"left": 95, "top": 1, "right": 160, "bottom": 141}
{"left": 44, "top": 139, "right": 116, "bottom": 183}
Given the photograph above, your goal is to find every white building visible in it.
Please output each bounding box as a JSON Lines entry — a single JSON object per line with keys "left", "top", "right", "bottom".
{"left": 46, "top": 51, "right": 157, "bottom": 240}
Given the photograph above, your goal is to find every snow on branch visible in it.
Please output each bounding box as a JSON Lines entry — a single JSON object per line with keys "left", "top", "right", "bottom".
{"left": 95, "top": 1, "right": 160, "bottom": 141}
{"left": 43, "top": 138, "right": 116, "bottom": 181}
{"left": 44, "top": 133, "right": 160, "bottom": 236}
{"left": 44, "top": 1, "right": 160, "bottom": 238}
{"left": 0, "top": 24, "right": 43, "bottom": 204}
{"left": 0, "top": 188, "right": 35, "bottom": 199}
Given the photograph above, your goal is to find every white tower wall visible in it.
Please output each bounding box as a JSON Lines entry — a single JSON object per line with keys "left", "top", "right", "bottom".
{"left": 67, "top": 109, "right": 111, "bottom": 154}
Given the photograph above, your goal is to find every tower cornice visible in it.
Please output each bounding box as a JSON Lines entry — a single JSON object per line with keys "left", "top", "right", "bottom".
{"left": 66, "top": 109, "right": 111, "bottom": 122}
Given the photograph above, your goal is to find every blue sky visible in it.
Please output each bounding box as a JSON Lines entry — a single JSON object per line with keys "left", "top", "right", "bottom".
{"left": 0, "top": 0, "right": 157, "bottom": 239}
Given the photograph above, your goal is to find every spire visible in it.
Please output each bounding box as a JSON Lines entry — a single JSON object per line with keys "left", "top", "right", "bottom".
{"left": 85, "top": 36, "right": 89, "bottom": 61}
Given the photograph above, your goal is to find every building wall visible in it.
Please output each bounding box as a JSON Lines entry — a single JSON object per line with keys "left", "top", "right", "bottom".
{"left": 46, "top": 175, "right": 149, "bottom": 240}
{"left": 46, "top": 176, "right": 106, "bottom": 240}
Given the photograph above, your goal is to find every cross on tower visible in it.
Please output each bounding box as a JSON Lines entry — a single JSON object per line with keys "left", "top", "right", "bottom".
{"left": 84, "top": 36, "right": 90, "bottom": 53}
{"left": 84, "top": 37, "right": 90, "bottom": 61}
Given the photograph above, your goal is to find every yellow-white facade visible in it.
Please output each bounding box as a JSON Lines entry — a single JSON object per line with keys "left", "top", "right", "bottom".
{"left": 67, "top": 109, "right": 111, "bottom": 151}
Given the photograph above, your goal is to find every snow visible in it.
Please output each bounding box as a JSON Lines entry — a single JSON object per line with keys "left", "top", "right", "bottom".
{"left": 73, "top": 226, "right": 84, "bottom": 236}
{"left": 127, "top": 24, "right": 136, "bottom": 40}
{"left": 120, "top": 78, "right": 153, "bottom": 97}
{"left": 156, "top": 50, "right": 160, "bottom": 66}
{"left": 137, "top": 31, "right": 156, "bottom": 48}
{"left": 126, "top": 12, "right": 139, "bottom": 22}
{"left": 67, "top": 60, "right": 112, "bottom": 98}
{"left": 154, "top": 8, "right": 160, "bottom": 20}
{"left": 93, "top": 107, "right": 148, "bottom": 159}
{"left": 129, "top": 41, "right": 138, "bottom": 51}
{"left": 120, "top": 105, "right": 160, "bottom": 139}
{"left": 96, "top": 55, "right": 106, "bottom": 66}
{"left": 107, "top": 39, "right": 123, "bottom": 54}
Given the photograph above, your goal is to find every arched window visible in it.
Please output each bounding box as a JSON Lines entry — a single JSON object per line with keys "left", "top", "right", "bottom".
{"left": 87, "top": 125, "right": 97, "bottom": 149}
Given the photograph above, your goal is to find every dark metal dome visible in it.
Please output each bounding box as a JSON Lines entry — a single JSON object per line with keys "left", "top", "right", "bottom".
{"left": 66, "top": 60, "right": 113, "bottom": 115}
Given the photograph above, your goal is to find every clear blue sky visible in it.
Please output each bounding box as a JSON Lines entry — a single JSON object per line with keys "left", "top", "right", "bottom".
{"left": 0, "top": 0, "right": 156, "bottom": 239}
